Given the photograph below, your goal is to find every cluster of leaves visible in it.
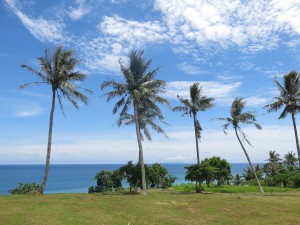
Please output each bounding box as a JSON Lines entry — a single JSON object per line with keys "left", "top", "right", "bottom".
{"left": 185, "top": 156, "right": 231, "bottom": 192}
{"left": 241, "top": 150, "right": 300, "bottom": 188}
{"left": 9, "top": 182, "right": 40, "bottom": 195}
{"left": 88, "top": 162, "right": 176, "bottom": 193}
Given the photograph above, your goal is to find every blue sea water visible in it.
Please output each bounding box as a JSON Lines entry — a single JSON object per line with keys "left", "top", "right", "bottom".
{"left": 0, "top": 163, "right": 253, "bottom": 195}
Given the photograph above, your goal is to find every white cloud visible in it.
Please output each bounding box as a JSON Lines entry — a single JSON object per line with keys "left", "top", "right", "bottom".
{"left": 154, "top": 0, "right": 300, "bottom": 54}
{"left": 0, "top": 97, "right": 44, "bottom": 117}
{"left": 5, "top": 0, "right": 67, "bottom": 43}
{"left": 75, "top": 15, "right": 169, "bottom": 73}
{"left": 14, "top": 105, "right": 43, "bottom": 117}
{"left": 1, "top": 125, "right": 296, "bottom": 164}
{"left": 178, "top": 63, "right": 208, "bottom": 75}
{"left": 166, "top": 81, "right": 240, "bottom": 104}
{"left": 99, "top": 15, "right": 168, "bottom": 46}
{"left": 68, "top": 0, "right": 90, "bottom": 20}
{"left": 244, "top": 96, "right": 269, "bottom": 107}
{"left": 5, "top": 0, "right": 300, "bottom": 74}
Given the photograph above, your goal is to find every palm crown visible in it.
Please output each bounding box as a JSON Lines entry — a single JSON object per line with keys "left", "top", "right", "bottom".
{"left": 220, "top": 97, "right": 261, "bottom": 146}
{"left": 101, "top": 50, "right": 168, "bottom": 117}
{"left": 19, "top": 46, "right": 91, "bottom": 112}
{"left": 264, "top": 71, "right": 300, "bottom": 119}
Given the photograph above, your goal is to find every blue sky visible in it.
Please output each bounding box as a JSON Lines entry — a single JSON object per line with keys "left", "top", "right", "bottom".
{"left": 1, "top": 0, "right": 300, "bottom": 164}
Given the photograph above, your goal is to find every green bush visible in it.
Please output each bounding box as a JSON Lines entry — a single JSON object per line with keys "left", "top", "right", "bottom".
{"left": 9, "top": 182, "right": 40, "bottom": 195}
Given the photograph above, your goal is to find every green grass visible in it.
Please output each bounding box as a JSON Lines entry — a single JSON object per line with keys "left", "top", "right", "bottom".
{"left": 1, "top": 188, "right": 300, "bottom": 225}
{"left": 174, "top": 183, "right": 300, "bottom": 193}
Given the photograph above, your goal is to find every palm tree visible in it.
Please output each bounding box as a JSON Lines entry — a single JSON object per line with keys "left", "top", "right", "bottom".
{"left": 100, "top": 49, "right": 169, "bottom": 195}
{"left": 18, "top": 46, "right": 91, "bottom": 194}
{"left": 283, "top": 151, "right": 298, "bottom": 171}
{"left": 264, "top": 71, "right": 300, "bottom": 165}
{"left": 263, "top": 150, "right": 283, "bottom": 177}
{"left": 173, "top": 83, "right": 214, "bottom": 164}
{"left": 218, "top": 97, "right": 264, "bottom": 193}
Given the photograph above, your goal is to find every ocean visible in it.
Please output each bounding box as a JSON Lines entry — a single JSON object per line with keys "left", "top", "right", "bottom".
{"left": 0, "top": 163, "right": 253, "bottom": 195}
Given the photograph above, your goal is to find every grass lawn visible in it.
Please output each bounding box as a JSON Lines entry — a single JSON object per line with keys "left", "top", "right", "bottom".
{"left": 1, "top": 189, "right": 300, "bottom": 225}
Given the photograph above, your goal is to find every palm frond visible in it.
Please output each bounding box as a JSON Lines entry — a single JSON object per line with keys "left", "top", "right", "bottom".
{"left": 20, "top": 64, "right": 49, "bottom": 83}
{"left": 57, "top": 93, "right": 66, "bottom": 117}
{"left": 17, "top": 82, "right": 47, "bottom": 90}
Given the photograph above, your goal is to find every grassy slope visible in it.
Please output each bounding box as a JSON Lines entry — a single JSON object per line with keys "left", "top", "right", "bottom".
{"left": 0, "top": 190, "right": 300, "bottom": 225}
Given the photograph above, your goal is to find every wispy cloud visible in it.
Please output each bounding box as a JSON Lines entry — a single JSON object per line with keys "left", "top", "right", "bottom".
{"left": 166, "top": 81, "right": 240, "bottom": 104}
{"left": 178, "top": 63, "right": 208, "bottom": 75}
{"left": 5, "top": 0, "right": 300, "bottom": 74}
{"left": 14, "top": 107, "right": 43, "bottom": 117}
{"left": 154, "top": 0, "right": 300, "bottom": 56}
{"left": 0, "top": 96, "right": 44, "bottom": 117}
{"left": 68, "top": 0, "right": 91, "bottom": 21}
{"left": 5, "top": 0, "right": 68, "bottom": 43}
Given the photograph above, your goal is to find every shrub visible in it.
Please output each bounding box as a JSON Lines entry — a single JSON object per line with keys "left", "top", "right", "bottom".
{"left": 9, "top": 182, "right": 40, "bottom": 195}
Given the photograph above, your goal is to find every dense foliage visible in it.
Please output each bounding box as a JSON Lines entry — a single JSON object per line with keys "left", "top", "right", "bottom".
{"left": 239, "top": 151, "right": 300, "bottom": 188}
{"left": 88, "top": 162, "right": 176, "bottom": 193}
{"left": 185, "top": 157, "right": 231, "bottom": 192}
{"left": 9, "top": 182, "right": 40, "bottom": 195}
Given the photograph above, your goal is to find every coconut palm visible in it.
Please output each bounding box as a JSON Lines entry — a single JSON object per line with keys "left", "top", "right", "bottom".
{"left": 283, "top": 151, "right": 298, "bottom": 171}
{"left": 263, "top": 150, "right": 283, "bottom": 177}
{"left": 173, "top": 83, "right": 214, "bottom": 164}
{"left": 264, "top": 71, "right": 300, "bottom": 165}
{"left": 18, "top": 46, "right": 91, "bottom": 194}
{"left": 218, "top": 97, "right": 264, "bottom": 193}
{"left": 100, "top": 49, "right": 169, "bottom": 195}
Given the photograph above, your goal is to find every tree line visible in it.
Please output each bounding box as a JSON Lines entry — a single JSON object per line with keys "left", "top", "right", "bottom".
{"left": 17, "top": 46, "right": 300, "bottom": 194}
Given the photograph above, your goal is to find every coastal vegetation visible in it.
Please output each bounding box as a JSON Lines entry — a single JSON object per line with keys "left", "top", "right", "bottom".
{"left": 88, "top": 162, "right": 176, "bottom": 193}
{"left": 15, "top": 46, "right": 300, "bottom": 195}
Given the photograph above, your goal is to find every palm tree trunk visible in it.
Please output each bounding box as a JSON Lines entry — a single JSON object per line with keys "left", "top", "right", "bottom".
{"left": 133, "top": 100, "right": 147, "bottom": 195}
{"left": 291, "top": 113, "right": 300, "bottom": 165}
{"left": 193, "top": 113, "right": 200, "bottom": 164}
{"left": 38, "top": 89, "right": 56, "bottom": 194}
{"left": 234, "top": 128, "right": 264, "bottom": 193}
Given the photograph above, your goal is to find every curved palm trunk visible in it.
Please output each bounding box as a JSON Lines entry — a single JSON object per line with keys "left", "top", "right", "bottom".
{"left": 193, "top": 113, "right": 200, "bottom": 164}
{"left": 38, "top": 89, "right": 56, "bottom": 194}
{"left": 291, "top": 113, "right": 300, "bottom": 165}
{"left": 234, "top": 128, "right": 264, "bottom": 194}
{"left": 133, "top": 100, "right": 147, "bottom": 195}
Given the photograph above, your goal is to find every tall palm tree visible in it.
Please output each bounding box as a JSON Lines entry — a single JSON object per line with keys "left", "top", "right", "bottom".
{"left": 18, "top": 46, "right": 91, "bottom": 194}
{"left": 218, "top": 97, "right": 264, "bottom": 193}
{"left": 173, "top": 83, "right": 214, "bottom": 164}
{"left": 264, "top": 71, "right": 300, "bottom": 165}
{"left": 100, "top": 49, "right": 168, "bottom": 195}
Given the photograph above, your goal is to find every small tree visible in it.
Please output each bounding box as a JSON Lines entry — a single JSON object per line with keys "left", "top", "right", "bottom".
{"left": 204, "top": 156, "right": 231, "bottom": 185}
{"left": 185, "top": 162, "right": 216, "bottom": 192}
{"left": 147, "top": 163, "right": 176, "bottom": 189}
{"left": 88, "top": 170, "right": 123, "bottom": 193}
